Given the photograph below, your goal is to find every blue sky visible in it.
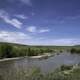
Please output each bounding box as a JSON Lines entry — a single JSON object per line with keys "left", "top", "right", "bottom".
{"left": 0, "top": 0, "right": 80, "bottom": 45}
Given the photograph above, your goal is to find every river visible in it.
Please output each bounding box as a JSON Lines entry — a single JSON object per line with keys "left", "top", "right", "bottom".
{"left": 0, "top": 53, "right": 80, "bottom": 80}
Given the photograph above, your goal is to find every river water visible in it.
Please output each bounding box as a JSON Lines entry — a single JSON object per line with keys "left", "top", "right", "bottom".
{"left": 0, "top": 53, "right": 80, "bottom": 80}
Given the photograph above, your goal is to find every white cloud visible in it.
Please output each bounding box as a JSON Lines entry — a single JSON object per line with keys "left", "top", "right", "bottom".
{"left": 28, "top": 38, "right": 80, "bottom": 46}
{"left": 26, "top": 26, "right": 37, "bottom": 32}
{"left": 39, "top": 29, "right": 50, "bottom": 33}
{"left": 51, "top": 39, "right": 75, "bottom": 45}
{"left": 7, "top": 19, "right": 22, "bottom": 29}
{"left": 0, "top": 31, "right": 32, "bottom": 43}
{"left": 0, "top": 31, "right": 80, "bottom": 46}
{"left": 26, "top": 26, "right": 50, "bottom": 33}
{"left": 0, "top": 10, "right": 22, "bottom": 29}
{"left": 15, "top": 14, "right": 28, "bottom": 19}
{"left": 20, "top": 0, "right": 32, "bottom": 6}
{"left": 48, "top": 38, "right": 80, "bottom": 46}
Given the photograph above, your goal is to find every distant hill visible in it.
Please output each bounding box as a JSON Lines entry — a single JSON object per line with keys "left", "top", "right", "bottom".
{"left": 0, "top": 42, "right": 29, "bottom": 47}
{"left": 0, "top": 42, "right": 80, "bottom": 48}
{"left": 74, "top": 45, "right": 80, "bottom": 47}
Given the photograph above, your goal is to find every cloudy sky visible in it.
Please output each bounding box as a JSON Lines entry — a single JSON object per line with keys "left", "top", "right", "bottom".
{"left": 0, "top": 0, "right": 80, "bottom": 45}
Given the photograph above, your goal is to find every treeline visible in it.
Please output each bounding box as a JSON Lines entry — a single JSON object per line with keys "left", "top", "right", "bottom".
{"left": 70, "top": 48, "right": 80, "bottom": 54}
{"left": 0, "top": 43, "right": 54, "bottom": 59}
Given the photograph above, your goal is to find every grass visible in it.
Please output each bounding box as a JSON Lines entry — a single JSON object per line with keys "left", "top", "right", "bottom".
{"left": 0, "top": 65, "right": 80, "bottom": 80}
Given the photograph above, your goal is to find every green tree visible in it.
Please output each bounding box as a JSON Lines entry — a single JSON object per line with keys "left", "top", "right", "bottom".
{"left": 0, "top": 44, "right": 13, "bottom": 58}
{"left": 70, "top": 48, "right": 76, "bottom": 53}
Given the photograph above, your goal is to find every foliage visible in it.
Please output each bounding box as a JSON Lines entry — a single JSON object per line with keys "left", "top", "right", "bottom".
{"left": 0, "top": 43, "right": 55, "bottom": 58}
{"left": 1, "top": 65, "right": 80, "bottom": 80}
{"left": 0, "top": 44, "right": 13, "bottom": 58}
{"left": 70, "top": 48, "right": 80, "bottom": 54}
{"left": 60, "top": 65, "right": 73, "bottom": 71}
{"left": 0, "top": 42, "right": 80, "bottom": 58}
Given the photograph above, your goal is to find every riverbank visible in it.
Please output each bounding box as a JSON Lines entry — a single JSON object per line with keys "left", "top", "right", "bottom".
{"left": 0, "top": 57, "right": 24, "bottom": 62}
{"left": 0, "top": 53, "right": 54, "bottom": 62}
{"left": 29, "top": 53, "right": 54, "bottom": 59}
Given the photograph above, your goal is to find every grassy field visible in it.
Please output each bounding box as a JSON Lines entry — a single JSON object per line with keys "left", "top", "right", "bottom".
{"left": 0, "top": 65, "right": 80, "bottom": 80}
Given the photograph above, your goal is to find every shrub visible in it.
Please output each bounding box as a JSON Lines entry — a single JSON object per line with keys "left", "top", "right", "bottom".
{"left": 0, "top": 44, "right": 13, "bottom": 58}
{"left": 70, "top": 48, "right": 77, "bottom": 53}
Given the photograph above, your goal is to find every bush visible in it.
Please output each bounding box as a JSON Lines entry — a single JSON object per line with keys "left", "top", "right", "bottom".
{"left": 0, "top": 44, "right": 13, "bottom": 58}
{"left": 70, "top": 48, "right": 80, "bottom": 54}
{"left": 0, "top": 43, "right": 55, "bottom": 58}
{"left": 60, "top": 65, "right": 72, "bottom": 71}
{"left": 70, "top": 48, "right": 76, "bottom": 53}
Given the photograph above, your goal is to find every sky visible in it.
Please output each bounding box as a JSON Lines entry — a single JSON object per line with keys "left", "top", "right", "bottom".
{"left": 0, "top": 0, "right": 80, "bottom": 45}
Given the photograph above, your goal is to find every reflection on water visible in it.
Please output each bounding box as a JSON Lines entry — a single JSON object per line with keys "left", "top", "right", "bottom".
{"left": 0, "top": 53, "right": 80, "bottom": 80}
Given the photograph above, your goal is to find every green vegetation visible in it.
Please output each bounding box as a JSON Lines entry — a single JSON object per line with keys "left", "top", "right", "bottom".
{"left": 0, "top": 65, "right": 80, "bottom": 80}
{"left": 60, "top": 65, "right": 73, "bottom": 71}
{"left": 70, "top": 48, "right": 80, "bottom": 54}
{"left": 0, "top": 42, "right": 55, "bottom": 59}
{"left": 0, "top": 43, "right": 80, "bottom": 80}
{"left": 45, "top": 66, "right": 80, "bottom": 80}
{"left": 0, "top": 42, "right": 80, "bottom": 59}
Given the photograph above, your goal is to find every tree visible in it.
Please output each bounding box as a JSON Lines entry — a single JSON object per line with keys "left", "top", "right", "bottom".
{"left": 70, "top": 48, "right": 76, "bottom": 54}
{"left": 0, "top": 44, "right": 13, "bottom": 58}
